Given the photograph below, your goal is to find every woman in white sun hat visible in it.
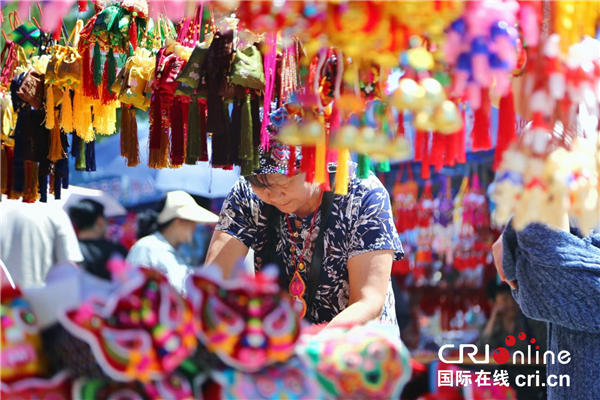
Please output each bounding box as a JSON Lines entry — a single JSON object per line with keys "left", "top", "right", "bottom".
{"left": 127, "top": 190, "right": 219, "bottom": 292}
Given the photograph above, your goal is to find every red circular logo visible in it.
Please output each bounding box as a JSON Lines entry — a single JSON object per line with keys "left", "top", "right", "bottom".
{"left": 493, "top": 347, "right": 510, "bottom": 364}
{"left": 505, "top": 335, "right": 516, "bottom": 346}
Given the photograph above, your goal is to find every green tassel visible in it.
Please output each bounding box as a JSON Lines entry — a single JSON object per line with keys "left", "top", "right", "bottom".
{"left": 76, "top": 141, "right": 86, "bottom": 171}
{"left": 377, "top": 160, "right": 390, "bottom": 172}
{"left": 239, "top": 94, "right": 253, "bottom": 161}
{"left": 241, "top": 163, "right": 253, "bottom": 177}
{"left": 186, "top": 98, "right": 201, "bottom": 165}
{"left": 93, "top": 41, "right": 102, "bottom": 86}
{"left": 107, "top": 49, "right": 117, "bottom": 90}
{"left": 357, "top": 153, "right": 371, "bottom": 179}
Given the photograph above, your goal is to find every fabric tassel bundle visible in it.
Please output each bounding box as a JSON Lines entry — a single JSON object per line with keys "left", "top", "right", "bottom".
{"left": 48, "top": 111, "right": 65, "bottom": 162}
{"left": 121, "top": 106, "right": 140, "bottom": 167}
{"left": 238, "top": 94, "right": 254, "bottom": 174}
{"left": 494, "top": 90, "right": 517, "bottom": 170}
{"left": 60, "top": 89, "right": 74, "bottom": 133}
{"left": 22, "top": 161, "right": 40, "bottom": 203}
{"left": 301, "top": 146, "right": 316, "bottom": 183}
{"left": 170, "top": 98, "right": 186, "bottom": 167}
{"left": 356, "top": 153, "right": 371, "bottom": 179}
{"left": 471, "top": 88, "right": 492, "bottom": 151}
{"left": 414, "top": 130, "right": 431, "bottom": 179}
{"left": 185, "top": 99, "right": 202, "bottom": 165}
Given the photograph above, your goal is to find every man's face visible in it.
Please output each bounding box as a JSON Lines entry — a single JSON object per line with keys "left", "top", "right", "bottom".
{"left": 250, "top": 173, "right": 318, "bottom": 214}
{"left": 97, "top": 216, "right": 108, "bottom": 238}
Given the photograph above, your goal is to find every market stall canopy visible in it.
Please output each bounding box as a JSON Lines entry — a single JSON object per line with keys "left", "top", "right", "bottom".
{"left": 50, "top": 185, "right": 127, "bottom": 218}
{"left": 69, "top": 120, "right": 240, "bottom": 206}
{"left": 154, "top": 164, "right": 241, "bottom": 199}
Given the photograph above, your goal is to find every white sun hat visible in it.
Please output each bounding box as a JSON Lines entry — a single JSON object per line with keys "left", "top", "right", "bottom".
{"left": 157, "top": 190, "right": 219, "bottom": 224}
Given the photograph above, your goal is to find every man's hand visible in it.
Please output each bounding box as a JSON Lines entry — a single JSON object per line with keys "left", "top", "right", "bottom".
{"left": 492, "top": 234, "right": 517, "bottom": 290}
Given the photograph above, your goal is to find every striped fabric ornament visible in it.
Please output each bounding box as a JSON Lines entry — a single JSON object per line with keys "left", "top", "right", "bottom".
{"left": 8, "top": 22, "right": 41, "bottom": 53}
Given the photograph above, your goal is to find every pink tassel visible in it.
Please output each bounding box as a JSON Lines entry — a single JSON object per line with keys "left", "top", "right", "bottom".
{"left": 259, "top": 33, "right": 277, "bottom": 150}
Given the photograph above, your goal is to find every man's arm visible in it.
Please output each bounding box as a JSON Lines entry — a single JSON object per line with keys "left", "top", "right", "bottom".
{"left": 205, "top": 231, "right": 250, "bottom": 280}
{"left": 327, "top": 249, "right": 393, "bottom": 328}
{"left": 495, "top": 222, "right": 600, "bottom": 333}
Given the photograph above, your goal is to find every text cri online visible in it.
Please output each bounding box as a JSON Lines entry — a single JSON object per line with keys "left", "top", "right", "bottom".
{"left": 515, "top": 371, "right": 570, "bottom": 388}
{"left": 438, "top": 344, "right": 571, "bottom": 388}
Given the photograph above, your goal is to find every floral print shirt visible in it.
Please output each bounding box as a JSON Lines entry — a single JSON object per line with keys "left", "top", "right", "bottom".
{"left": 216, "top": 165, "right": 404, "bottom": 334}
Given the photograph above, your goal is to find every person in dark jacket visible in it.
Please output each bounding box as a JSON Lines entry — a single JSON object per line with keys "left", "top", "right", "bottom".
{"left": 494, "top": 221, "right": 600, "bottom": 400}
{"left": 68, "top": 199, "right": 127, "bottom": 280}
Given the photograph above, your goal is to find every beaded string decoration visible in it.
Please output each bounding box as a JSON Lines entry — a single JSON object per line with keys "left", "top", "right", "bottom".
{"left": 280, "top": 36, "right": 301, "bottom": 105}
{"left": 285, "top": 192, "right": 322, "bottom": 318}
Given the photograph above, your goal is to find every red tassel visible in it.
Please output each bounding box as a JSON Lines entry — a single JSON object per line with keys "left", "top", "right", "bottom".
{"left": 129, "top": 18, "right": 138, "bottom": 50}
{"left": 446, "top": 132, "right": 457, "bottom": 167}
{"left": 78, "top": 1, "right": 88, "bottom": 12}
{"left": 397, "top": 110, "right": 405, "bottom": 136}
{"left": 149, "top": 94, "right": 162, "bottom": 150}
{"left": 471, "top": 88, "right": 492, "bottom": 151}
{"left": 170, "top": 99, "right": 185, "bottom": 166}
{"left": 420, "top": 132, "right": 431, "bottom": 180}
{"left": 288, "top": 145, "right": 296, "bottom": 176}
{"left": 101, "top": 57, "right": 117, "bottom": 104}
{"left": 414, "top": 130, "right": 426, "bottom": 161}
{"left": 82, "top": 46, "right": 98, "bottom": 99}
{"left": 430, "top": 132, "right": 445, "bottom": 172}
{"left": 301, "top": 145, "right": 316, "bottom": 183}
{"left": 53, "top": 19, "right": 62, "bottom": 41}
{"left": 494, "top": 89, "right": 517, "bottom": 170}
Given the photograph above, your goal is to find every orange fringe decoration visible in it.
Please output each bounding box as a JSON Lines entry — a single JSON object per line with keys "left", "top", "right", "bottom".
{"left": 77, "top": 95, "right": 95, "bottom": 142}
{"left": 45, "top": 84, "right": 55, "bottom": 129}
{"left": 60, "top": 88, "right": 74, "bottom": 133}
{"left": 121, "top": 106, "right": 140, "bottom": 167}
{"left": 22, "top": 161, "right": 40, "bottom": 203}
{"left": 148, "top": 129, "right": 170, "bottom": 169}
{"left": 92, "top": 98, "right": 118, "bottom": 136}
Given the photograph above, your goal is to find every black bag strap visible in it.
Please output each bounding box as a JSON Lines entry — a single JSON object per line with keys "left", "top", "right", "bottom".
{"left": 304, "top": 173, "right": 335, "bottom": 314}
{"left": 261, "top": 169, "right": 337, "bottom": 319}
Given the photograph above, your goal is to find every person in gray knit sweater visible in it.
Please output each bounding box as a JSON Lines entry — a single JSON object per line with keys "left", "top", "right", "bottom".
{"left": 493, "top": 221, "right": 600, "bottom": 400}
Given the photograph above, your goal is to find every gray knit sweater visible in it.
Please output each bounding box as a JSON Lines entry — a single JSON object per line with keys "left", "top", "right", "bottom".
{"left": 503, "top": 222, "right": 600, "bottom": 400}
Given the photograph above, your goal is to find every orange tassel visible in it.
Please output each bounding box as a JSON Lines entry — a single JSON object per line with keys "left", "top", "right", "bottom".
{"left": 45, "top": 84, "right": 55, "bottom": 129}
{"left": 60, "top": 88, "right": 73, "bottom": 133}
{"left": 48, "top": 111, "right": 64, "bottom": 162}
{"left": 335, "top": 148, "right": 350, "bottom": 196}
{"left": 23, "top": 161, "right": 40, "bottom": 203}
{"left": 121, "top": 106, "right": 140, "bottom": 167}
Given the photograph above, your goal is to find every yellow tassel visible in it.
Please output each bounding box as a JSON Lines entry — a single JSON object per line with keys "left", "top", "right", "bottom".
{"left": 72, "top": 89, "right": 86, "bottom": 135}
{"left": 93, "top": 99, "right": 118, "bottom": 136}
{"left": 314, "top": 117, "right": 326, "bottom": 185}
{"left": 335, "top": 148, "right": 350, "bottom": 196}
{"left": 45, "top": 85, "right": 55, "bottom": 130}
{"left": 60, "top": 88, "right": 74, "bottom": 133}
{"left": 78, "top": 95, "right": 95, "bottom": 142}
{"left": 48, "top": 111, "right": 64, "bottom": 162}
